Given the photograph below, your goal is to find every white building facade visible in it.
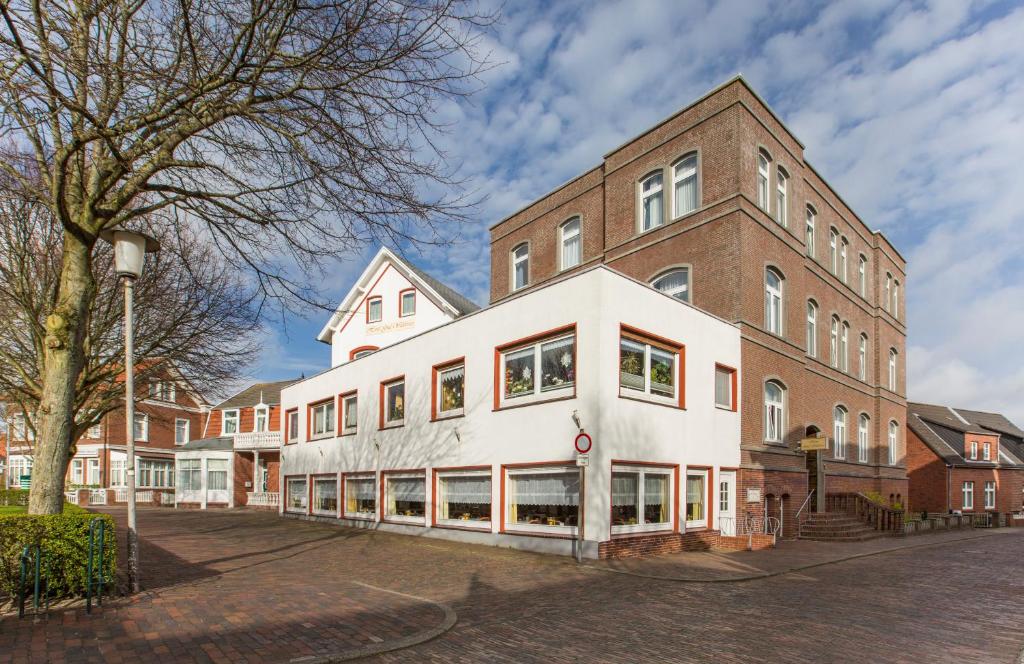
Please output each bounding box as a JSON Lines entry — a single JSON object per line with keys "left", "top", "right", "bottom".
{"left": 280, "top": 261, "right": 742, "bottom": 558}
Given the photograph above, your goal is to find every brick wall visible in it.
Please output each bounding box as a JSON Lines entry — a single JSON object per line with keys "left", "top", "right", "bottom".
{"left": 597, "top": 530, "right": 775, "bottom": 559}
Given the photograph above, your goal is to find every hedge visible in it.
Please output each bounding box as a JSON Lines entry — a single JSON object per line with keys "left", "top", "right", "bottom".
{"left": 0, "top": 507, "right": 117, "bottom": 599}
{"left": 0, "top": 489, "right": 30, "bottom": 506}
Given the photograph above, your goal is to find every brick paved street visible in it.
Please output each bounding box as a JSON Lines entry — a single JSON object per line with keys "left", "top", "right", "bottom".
{"left": 2, "top": 508, "right": 1022, "bottom": 663}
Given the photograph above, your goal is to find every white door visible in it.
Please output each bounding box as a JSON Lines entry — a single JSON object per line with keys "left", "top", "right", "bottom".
{"left": 717, "top": 471, "right": 736, "bottom": 536}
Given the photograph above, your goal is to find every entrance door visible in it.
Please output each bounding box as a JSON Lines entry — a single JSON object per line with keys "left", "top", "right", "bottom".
{"left": 717, "top": 471, "right": 736, "bottom": 535}
{"left": 259, "top": 461, "right": 269, "bottom": 493}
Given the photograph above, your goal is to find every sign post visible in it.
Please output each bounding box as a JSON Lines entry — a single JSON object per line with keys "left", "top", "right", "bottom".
{"left": 574, "top": 432, "right": 592, "bottom": 563}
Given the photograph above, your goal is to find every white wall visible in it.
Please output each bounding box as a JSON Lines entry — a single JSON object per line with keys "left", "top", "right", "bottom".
{"left": 282, "top": 267, "right": 741, "bottom": 556}
{"left": 175, "top": 449, "right": 234, "bottom": 508}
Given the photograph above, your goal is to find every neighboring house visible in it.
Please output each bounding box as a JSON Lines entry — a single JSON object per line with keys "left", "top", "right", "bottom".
{"left": 487, "top": 76, "right": 908, "bottom": 534}
{"left": 174, "top": 379, "right": 297, "bottom": 509}
{"left": 907, "top": 402, "right": 1024, "bottom": 522}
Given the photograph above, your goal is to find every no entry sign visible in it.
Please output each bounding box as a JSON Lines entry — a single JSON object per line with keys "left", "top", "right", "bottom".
{"left": 574, "top": 432, "right": 593, "bottom": 454}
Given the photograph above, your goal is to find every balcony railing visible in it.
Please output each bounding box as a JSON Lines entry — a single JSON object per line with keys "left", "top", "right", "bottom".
{"left": 247, "top": 492, "right": 279, "bottom": 507}
{"left": 233, "top": 431, "right": 282, "bottom": 450}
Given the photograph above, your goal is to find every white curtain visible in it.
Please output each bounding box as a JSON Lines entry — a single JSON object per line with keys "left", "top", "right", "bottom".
{"left": 645, "top": 474, "right": 670, "bottom": 523}
{"left": 207, "top": 459, "right": 228, "bottom": 491}
{"left": 674, "top": 156, "right": 697, "bottom": 217}
{"left": 439, "top": 475, "right": 491, "bottom": 520}
{"left": 510, "top": 472, "right": 579, "bottom": 506}
{"left": 611, "top": 472, "right": 639, "bottom": 506}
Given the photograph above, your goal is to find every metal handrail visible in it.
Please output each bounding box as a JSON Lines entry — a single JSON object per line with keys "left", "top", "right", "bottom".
{"left": 794, "top": 489, "right": 815, "bottom": 536}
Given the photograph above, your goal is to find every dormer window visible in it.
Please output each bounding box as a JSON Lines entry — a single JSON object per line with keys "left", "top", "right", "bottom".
{"left": 149, "top": 380, "right": 176, "bottom": 402}
{"left": 969, "top": 440, "right": 978, "bottom": 460}
{"left": 983, "top": 442, "right": 991, "bottom": 461}
{"left": 400, "top": 289, "right": 416, "bottom": 317}
{"left": 367, "top": 296, "right": 383, "bottom": 323}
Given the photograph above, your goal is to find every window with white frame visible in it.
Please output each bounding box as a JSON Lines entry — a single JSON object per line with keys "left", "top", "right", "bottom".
{"left": 888, "top": 421, "right": 898, "bottom": 465}
{"left": 207, "top": 459, "right": 228, "bottom": 491}
{"left": 313, "top": 477, "right": 338, "bottom": 515}
{"left": 673, "top": 154, "right": 698, "bottom": 218}
{"left": 764, "top": 381, "right": 785, "bottom": 444}
{"left": 858, "top": 255, "right": 867, "bottom": 296}
{"left": 833, "top": 406, "right": 847, "bottom": 459}
{"left": 685, "top": 470, "right": 707, "bottom": 528}
{"left": 962, "top": 481, "right": 974, "bottom": 510}
{"left": 983, "top": 442, "right": 991, "bottom": 461}
{"left": 87, "top": 459, "right": 100, "bottom": 485}
{"left": 384, "top": 474, "right": 426, "bottom": 522}
{"left": 109, "top": 459, "right": 125, "bottom": 487}
{"left": 87, "top": 423, "right": 102, "bottom": 439}
{"left": 506, "top": 466, "right": 579, "bottom": 533}
{"left": 502, "top": 332, "right": 575, "bottom": 404}
{"left": 984, "top": 481, "right": 995, "bottom": 509}
{"left": 806, "top": 301, "right": 818, "bottom": 357}
{"left": 884, "top": 273, "right": 892, "bottom": 312}
{"left": 254, "top": 405, "right": 268, "bottom": 432}
{"left": 139, "top": 459, "right": 173, "bottom": 488}
{"left": 970, "top": 441, "right": 978, "bottom": 460}
{"left": 840, "top": 322, "right": 849, "bottom": 373}
{"left": 765, "top": 268, "right": 783, "bottom": 335}
{"left": 133, "top": 412, "right": 149, "bottom": 441}
{"left": 639, "top": 172, "right": 664, "bottom": 232}
{"left": 839, "top": 237, "right": 849, "bottom": 283}
{"left": 344, "top": 475, "right": 376, "bottom": 518}
{"left": 757, "top": 152, "right": 770, "bottom": 211}
{"left": 149, "top": 380, "right": 176, "bottom": 402}
{"left": 178, "top": 459, "right": 201, "bottom": 491}
{"left": 367, "top": 296, "right": 383, "bottom": 323}
{"left": 805, "top": 206, "right": 816, "bottom": 258}
{"left": 619, "top": 332, "right": 678, "bottom": 403}
{"left": 71, "top": 459, "right": 84, "bottom": 484}
{"left": 829, "top": 229, "right": 838, "bottom": 275}
{"left": 775, "top": 167, "right": 788, "bottom": 226}
{"left": 341, "top": 393, "right": 358, "bottom": 434}
{"left": 830, "top": 316, "right": 839, "bottom": 368}
{"left": 715, "top": 365, "right": 736, "bottom": 410}
{"left": 286, "top": 477, "right": 308, "bottom": 513}
{"left": 888, "top": 349, "right": 898, "bottom": 391}
{"left": 11, "top": 413, "right": 32, "bottom": 441}
{"left": 286, "top": 409, "right": 299, "bottom": 442}
{"left": 382, "top": 379, "right": 405, "bottom": 426}
{"left": 560, "top": 217, "right": 581, "bottom": 270}
{"left": 858, "top": 334, "right": 868, "bottom": 381}
{"left": 893, "top": 279, "right": 900, "bottom": 319}
{"left": 858, "top": 414, "right": 870, "bottom": 463}
{"left": 511, "top": 243, "right": 529, "bottom": 291}
{"left": 436, "top": 471, "right": 491, "bottom": 526}
{"left": 175, "top": 418, "right": 190, "bottom": 445}
{"left": 436, "top": 364, "right": 465, "bottom": 418}
{"left": 222, "top": 409, "right": 239, "bottom": 435}
{"left": 310, "top": 399, "right": 336, "bottom": 438}
{"left": 400, "top": 290, "right": 416, "bottom": 317}
{"left": 652, "top": 268, "right": 690, "bottom": 303}
{"left": 611, "top": 465, "right": 673, "bottom": 532}
{"left": 9, "top": 457, "right": 32, "bottom": 486}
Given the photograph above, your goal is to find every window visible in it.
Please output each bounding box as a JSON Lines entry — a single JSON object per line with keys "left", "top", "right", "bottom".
{"left": 775, "top": 167, "right": 788, "bottom": 226}
{"left": 685, "top": 470, "right": 707, "bottom": 528}
{"left": 962, "top": 481, "right": 974, "bottom": 510}
{"left": 344, "top": 475, "right": 376, "bottom": 519}
{"left": 352, "top": 347, "right": 377, "bottom": 360}
{"left": 858, "top": 414, "right": 870, "bottom": 463}
{"left": 341, "top": 393, "right": 358, "bottom": 434}
{"left": 178, "top": 459, "right": 201, "bottom": 491}
{"left": 806, "top": 301, "right": 818, "bottom": 357}
{"left": 858, "top": 255, "right": 867, "bottom": 297}
{"left": 858, "top": 334, "right": 868, "bottom": 381}
{"left": 500, "top": 330, "right": 575, "bottom": 405}
{"left": 367, "top": 296, "right": 383, "bottom": 323}
{"left": 833, "top": 406, "right": 847, "bottom": 459}
{"left": 764, "top": 268, "right": 783, "bottom": 335}
{"left": 840, "top": 322, "right": 849, "bottom": 373}
{"left": 400, "top": 289, "right": 416, "bottom": 317}
{"left": 222, "top": 409, "right": 239, "bottom": 435}
{"left": 87, "top": 423, "right": 102, "bottom": 439}
{"left": 839, "top": 238, "right": 849, "bottom": 283}
{"left": 757, "top": 152, "right": 770, "bottom": 211}
{"left": 381, "top": 378, "right": 405, "bottom": 427}
{"left": 434, "top": 362, "right": 465, "bottom": 419}
{"left": 619, "top": 329, "right": 681, "bottom": 404}
{"left": 71, "top": 459, "right": 84, "bottom": 485}
{"left": 313, "top": 477, "right": 338, "bottom": 515}
{"left": 984, "top": 481, "right": 996, "bottom": 509}
{"left": 436, "top": 471, "right": 492, "bottom": 527}
{"left": 969, "top": 441, "right": 978, "bottom": 460}
{"left": 87, "top": 459, "right": 100, "bottom": 485}
{"left": 611, "top": 465, "right": 673, "bottom": 533}
{"left": 10, "top": 413, "right": 32, "bottom": 441}
{"left": 888, "top": 421, "right": 898, "bottom": 465}
{"left": 884, "top": 273, "right": 892, "bottom": 312}
{"left": 286, "top": 477, "right": 308, "bottom": 513}
{"left": 8, "top": 457, "right": 32, "bottom": 486}
{"left": 560, "top": 217, "right": 581, "bottom": 270}
{"left": 139, "top": 459, "right": 173, "bottom": 488}
{"left": 149, "top": 380, "right": 176, "bottom": 402}
{"left": 110, "top": 459, "right": 126, "bottom": 487}
{"left": 207, "top": 459, "right": 228, "bottom": 491}
{"left": 983, "top": 442, "right": 991, "bottom": 461}
{"left": 719, "top": 480, "right": 729, "bottom": 514}
{"left": 893, "top": 280, "right": 900, "bottom": 319}
{"left": 133, "top": 412, "right": 148, "bottom": 441}
{"left": 639, "top": 172, "right": 664, "bottom": 231}
{"left": 888, "top": 349, "right": 898, "bottom": 391}
{"left": 805, "top": 206, "right": 816, "bottom": 257}
{"left": 286, "top": 409, "right": 299, "bottom": 443}
{"left": 672, "top": 154, "right": 698, "bottom": 218}
{"left": 254, "top": 406, "right": 268, "bottom": 432}
{"left": 511, "top": 243, "right": 529, "bottom": 291}
{"left": 830, "top": 316, "right": 839, "bottom": 368}
{"left": 309, "top": 399, "right": 336, "bottom": 438}
{"left": 829, "top": 229, "right": 838, "bottom": 275}
{"left": 384, "top": 473, "right": 426, "bottom": 522}
{"left": 764, "top": 381, "right": 785, "bottom": 444}
{"left": 715, "top": 365, "right": 737, "bottom": 410}
{"left": 175, "top": 418, "right": 189, "bottom": 445}
{"left": 652, "top": 268, "right": 690, "bottom": 303}
{"left": 506, "top": 466, "right": 579, "bottom": 533}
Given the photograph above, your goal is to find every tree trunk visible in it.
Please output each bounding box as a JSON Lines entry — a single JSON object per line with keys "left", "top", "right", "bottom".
{"left": 28, "top": 229, "right": 95, "bottom": 514}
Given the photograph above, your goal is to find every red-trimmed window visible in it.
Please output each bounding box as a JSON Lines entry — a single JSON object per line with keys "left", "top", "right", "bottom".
{"left": 307, "top": 398, "right": 335, "bottom": 440}
{"left": 495, "top": 325, "right": 576, "bottom": 409}
{"left": 435, "top": 468, "right": 491, "bottom": 528}
{"left": 399, "top": 289, "right": 416, "bottom": 317}
{"left": 285, "top": 408, "right": 299, "bottom": 444}
{"left": 619, "top": 325, "right": 685, "bottom": 408}
{"left": 343, "top": 473, "right": 376, "bottom": 519}
{"left": 350, "top": 346, "right": 379, "bottom": 360}
{"left": 504, "top": 464, "right": 579, "bottom": 535}
{"left": 311, "top": 476, "right": 338, "bottom": 516}
{"left": 432, "top": 359, "right": 465, "bottom": 420}
{"left": 714, "top": 364, "right": 737, "bottom": 411}
{"left": 611, "top": 464, "right": 675, "bottom": 534}
{"left": 285, "top": 476, "right": 308, "bottom": 514}
{"left": 379, "top": 377, "right": 405, "bottom": 429}
{"left": 382, "top": 471, "right": 426, "bottom": 524}
{"left": 339, "top": 391, "right": 357, "bottom": 435}
{"left": 366, "top": 296, "right": 383, "bottom": 323}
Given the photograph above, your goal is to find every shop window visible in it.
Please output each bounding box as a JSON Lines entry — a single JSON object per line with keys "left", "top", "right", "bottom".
{"left": 286, "top": 477, "right": 308, "bottom": 513}
{"left": 344, "top": 475, "right": 376, "bottom": 519}
{"left": 506, "top": 466, "right": 579, "bottom": 533}
{"left": 313, "top": 477, "right": 338, "bottom": 515}
{"left": 436, "top": 471, "right": 491, "bottom": 527}
{"left": 611, "top": 466, "right": 672, "bottom": 533}
{"left": 384, "top": 474, "right": 426, "bottom": 523}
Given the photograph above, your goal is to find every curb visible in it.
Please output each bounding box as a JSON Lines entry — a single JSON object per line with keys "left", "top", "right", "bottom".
{"left": 289, "top": 582, "right": 458, "bottom": 663}
{"left": 582, "top": 529, "right": 1014, "bottom": 583}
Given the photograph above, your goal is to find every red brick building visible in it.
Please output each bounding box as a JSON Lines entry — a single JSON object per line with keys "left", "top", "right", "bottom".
{"left": 906, "top": 402, "right": 1024, "bottom": 523}
{"left": 488, "top": 76, "right": 908, "bottom": 535}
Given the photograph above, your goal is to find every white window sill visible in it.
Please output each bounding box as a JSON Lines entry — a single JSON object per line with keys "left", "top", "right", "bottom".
{"left": 618, "top": 388, "right": 678, "bottom": 408}
{"left": 505, "top": 523, "right": 577, "bottom": 536}
{"left": 436, "top": 518, "right": 491, "bottom": 530}
{"left": 309, "top": 432, "right": 335, "bottom": 442}
{"left": 384, "top": 514, "right": 426, "bottom": 525}
{"left": 434, "top": 409, "right": 464, "bottom": 421}
{"left": 498, "top": 387, "right": 574, "bottom": 410}
{"left": 343, "top": 512, "right": 376, "bottom": 521}
{"left": 611, "top": 523, "right": 673, "bottom": 535}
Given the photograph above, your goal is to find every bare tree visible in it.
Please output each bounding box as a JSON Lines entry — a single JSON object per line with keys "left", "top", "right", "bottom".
{"left": 0, "top": 0, "right": 493, "bottom": 512}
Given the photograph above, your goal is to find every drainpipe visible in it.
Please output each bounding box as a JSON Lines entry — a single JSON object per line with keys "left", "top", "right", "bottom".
{"left": 946, "top": 465, "right": 952, "bottom": 513}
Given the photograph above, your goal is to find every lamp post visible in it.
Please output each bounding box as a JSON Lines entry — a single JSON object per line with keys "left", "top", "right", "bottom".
{"left": 100, "top": 228, "right": 160, "bottom": 593}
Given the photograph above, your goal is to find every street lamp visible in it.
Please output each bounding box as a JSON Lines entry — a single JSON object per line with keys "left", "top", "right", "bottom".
{"left": 100, "top": 228, "right": 159, "bottom": 593}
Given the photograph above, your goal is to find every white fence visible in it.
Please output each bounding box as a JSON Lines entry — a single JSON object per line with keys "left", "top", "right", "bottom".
{"left": 64, "top": 491, "right": 79, "bottom": 505}
{"left": 247, "top": 492, "right": 280, "bottom": 507}
{"left": 88, "top": 489, "right": 107, "bottom": 505}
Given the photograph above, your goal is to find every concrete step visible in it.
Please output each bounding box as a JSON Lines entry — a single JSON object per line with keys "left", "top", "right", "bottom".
{"left": 800, "top": 531, "right": 891, "bottom": 542}
{"left": 800, "top": 524, "right": 876, "bottom": 535}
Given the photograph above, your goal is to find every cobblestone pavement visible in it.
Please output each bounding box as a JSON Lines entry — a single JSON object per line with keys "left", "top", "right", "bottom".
{"left": 2, "top": 509, "right": 1022, "bottom": 663}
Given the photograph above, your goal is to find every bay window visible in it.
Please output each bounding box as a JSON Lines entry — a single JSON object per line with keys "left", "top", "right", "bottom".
{"left": 341, "top": 392, "right": 358, "bottom": 434}
{"left": 139, "top": 459, "right": 173, "bottom": 488}
{"left": 639, "top": 172, "right": 664, "bottom": 231}
{"left": 500, "top": 330, "right": 575, "bottom": 405}
{"left": 506, "top": 466, "right": 579, "bottom": 533}
{"left": 87, "top": 459, "right": 100, "bottom": 485}
{"left": 436, "top": 471, "right": 492, "bottom": 527}
{"left": 672, "top": 154, "right": 698, "bottom": 218}
{"left": 560, "top": 217, "right": 581, "bottom": 270}
{"left": 313, "top": 477, "right": 338, "bottom": 515}
{"left": 222, "top": 409, "right": 239, "bottom": 435}
{"left": 178, "top": 459, "right": 201, "bottom": 491}
{"left": 110, "top": 459, "right": 126, "bottom": 487}
{"left": 511, "top": 243, "right": 529, "bottom": 291}
{"left": 71, "top": 459, "right": 84, "bottom": 485}
{"left": 286, "top": 477, "right": 308, "bottom": 513}
{"left": 619, "top": 329, "right": 680, "bottom": 404}
{"left": 435, "top": 362, "right": 465, "bottom": 419}
{"left": 381, "top": 378, "right": 405, "bottom": 427}
{"left": 384, "top": 473, "right": 426, "bottom": 523}
{"left": 309, "top": 398, "right": 336, "bottom": 438}
{"left": 685, "top": 470, "right": 707, "bottom": 528}
{"left": 344, "top": 475, "right": 376, "bottom": 519}
{"left": 611, "top": 465, "right": 672, "bottom": 533}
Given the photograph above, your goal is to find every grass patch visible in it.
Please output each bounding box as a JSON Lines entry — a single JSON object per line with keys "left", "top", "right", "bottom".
{"left": 0, "top": 506, "right": 26, "bottom": 515}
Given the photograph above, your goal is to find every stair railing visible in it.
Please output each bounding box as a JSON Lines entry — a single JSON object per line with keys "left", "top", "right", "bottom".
{"left": 794, "top": 489, "right": 815, "bottom": 538}
{"left": 826, "top": 492, "right": 905, "bottom": 534}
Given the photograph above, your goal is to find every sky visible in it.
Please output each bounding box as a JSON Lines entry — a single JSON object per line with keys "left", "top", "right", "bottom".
{"left": 248, "top": 0, "right": 1024, "bottom": 423}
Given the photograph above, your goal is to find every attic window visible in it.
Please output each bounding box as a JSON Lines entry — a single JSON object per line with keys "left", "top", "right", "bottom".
{"left": 367, "top": 296, "right": 383, "bottom": 323}
{"left": 400, "top": 289, "right": 416, "bottom": 317}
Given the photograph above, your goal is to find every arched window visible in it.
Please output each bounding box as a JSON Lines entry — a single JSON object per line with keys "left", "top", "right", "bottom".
{"left": 893, "top": 279, "right": 900, "bottom": 319}
{"left": 511, "top": 243, "right": 529, "bottom": 291}
{"left": 559, "top": 218, "right": 581, "bottom": 270}
{"left": 776, "top": 167, "right": 788, "bottom": 226}
{"left": 764, "top": 381, "right": 785, "bottom": 444}
{"left": 829, "top": 228, "right": 839, "bottom": 275}
{"left": 888, "top": 421, "right": 899, "bottom": 465}
{"left": 840, "top": 237, "right": 849, "bottom": 283}
{"left": 764, "top": 268, "right": 783, "bottom": 335}
{"left": 858, "top": 255, "right": 867, "bottom": 297}
{"left": 884, "top": 273, "right": 893, "bottom": 312}
{"left": 858, "top": 333, "right": 868, "bottom": 381}
{"left": 888, "top": 348, "right": 898, "bottom": 391}
{"left": 858, "top": 414, "right": 870, "bottom": 463}
{"left": 757, "top": 151, "right": 771, "bottom": 211}
{"left": 806, "top": 300, "right": 818, "bottom": 357}
{"left": 652, "top": 268, "right": 690, "bottom": 303}
{"left": 830, "top": 315, "right": 839, "bottom": 368}
{"left": 805, "top": 206, "right": 816, "bottom": 258}
{"left": 833, "top": 406, "right": 848, "bottom": 459}
{"left": 840, "top": 321, "right": 850, "bottom": 373}
{"left": 639, "top": 171, "right": 664, "bottom": 232}
{"left": 672, "top": 154, "right": 698, "bottom": 218}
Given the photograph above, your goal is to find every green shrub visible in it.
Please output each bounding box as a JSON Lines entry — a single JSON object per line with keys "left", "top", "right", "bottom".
{"left": 0, "top": 489, "right": 30, "bottom": 507}
{"left": 0, "top": 509, "right": 116, "bottom": 599}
